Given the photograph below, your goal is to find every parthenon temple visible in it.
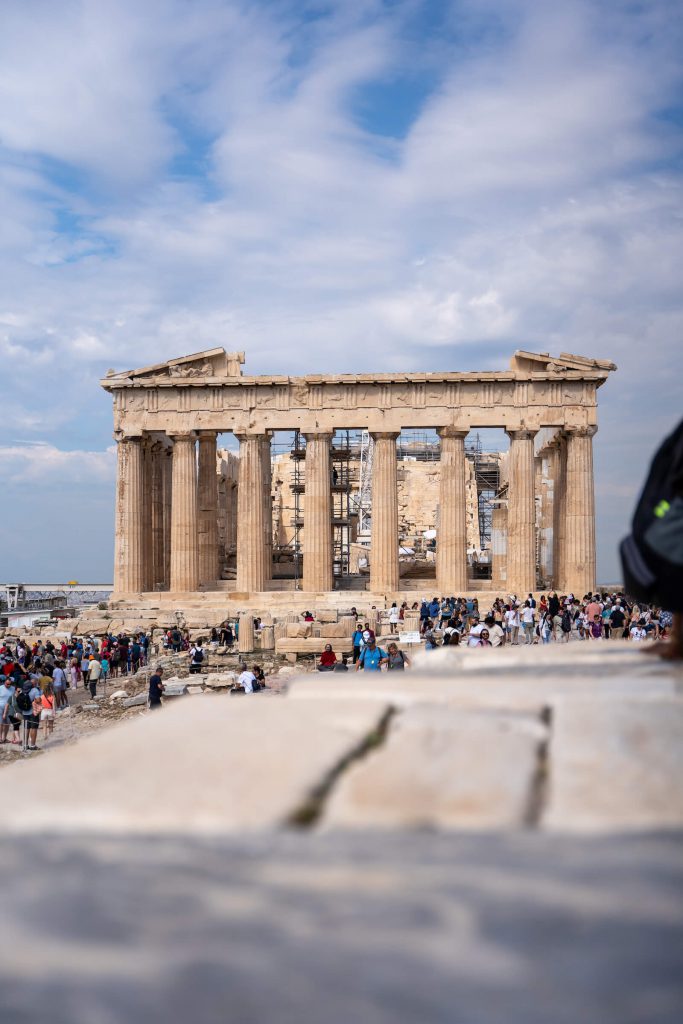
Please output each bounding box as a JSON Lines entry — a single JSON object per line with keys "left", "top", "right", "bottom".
{"left": 102, "top": 348, "right": 616, "bottom": 606}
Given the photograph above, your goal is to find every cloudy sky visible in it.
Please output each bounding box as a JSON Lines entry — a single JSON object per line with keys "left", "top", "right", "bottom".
{"left": 1, "top": 0, "right": 681, "bottom": 583}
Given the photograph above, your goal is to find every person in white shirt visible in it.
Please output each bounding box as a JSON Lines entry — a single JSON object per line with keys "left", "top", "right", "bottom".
{"left": 238, "top": 664, "right": 256, "bottom": 693}
{"left": 504, "top": 605, "right": 521, "bottom": 645}
{"left": 467, "top": 617, "right": 484, "bottom": 647}
{"left": 521, "top": 602, "right": 536, "bottom": 645}
{"left": 483, "top": 616, "right": 505, "bottom": 647}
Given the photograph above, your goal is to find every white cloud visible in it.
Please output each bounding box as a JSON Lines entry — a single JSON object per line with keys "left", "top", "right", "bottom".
{"left": 0, "top": 444, "right": 116, "bottom": 485}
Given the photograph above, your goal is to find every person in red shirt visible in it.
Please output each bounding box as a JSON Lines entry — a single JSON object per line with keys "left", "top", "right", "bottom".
{"left": 318, "top": 645, "right": 337, "bottom": 672}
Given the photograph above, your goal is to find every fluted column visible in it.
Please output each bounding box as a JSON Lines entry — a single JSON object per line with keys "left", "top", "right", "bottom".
{"left": 162, "top": 444, "right": 173, "bottom": 588}
{"left": 170, "top": 433, "right": 199, "bottom": 592}
{"left": 436, "top": 427, "right": 468, "bottom": 594}
{"left": 261, "top": 434, "right": 273, "bottom": 583}
{"left": 370, "top": 431, "right": 400, "bottom": 593}
{"left": 491, "top": 501, "right": 508, "bottom": 590}
{"left": 303, "top": 431, "right": 333, "bottom": 592}
{"left": 236, "top": 433, "right": 267, "bottom": 592}
{"left": 563, "top": 426, "right": 597, "bottom": 597}
{"left": 150, "top": 440, "right": 166, "bottom": 589}
{"left": 113, "top": 435, "right": 146, "bottom": 594}
{"left": 506, "top": 429, "right": 537, "bottom": 594}
{"left": 552, "top": 437, "right": 567, "bottom": 591}
{"left": 238, "top": 613, "right": 255, "bottom": 655}
{"left": 539, "top": 445, "right": 558, "bottom": 586}
{"left": 140, "top": 438, "right": 153, "bottom": 591}
{"left": 197, "top": 431, "right": 219, "bottom": 585}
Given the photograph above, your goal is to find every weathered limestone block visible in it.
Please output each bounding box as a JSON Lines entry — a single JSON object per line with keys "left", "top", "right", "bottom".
{"left": 0, "top": 698, "right": 388, "bottom": 833}
{"left": 339, "top": 615, "right": 356, "bottom": 633}
{"left": 324, "top": 707, "right": 546, "bottom": 830}
{"left": 275, "top": 637, "right": 353, "bottom": 657}
{"left": 402, "top": 611, "right": 420, "bottom": 630}
{"left": 274, "top": 622, "right": 287, "bottom": 640}
{"left": 204, "top": 673, "right": 237, "bottom": 689}
{"left": 286, "top": 623, "right": 313, "bottom": 639}
{"left": 318, "top": 623, "right": 354, "bottom": 638}
{"left": 316, "top": 609, "right": 338, "bottom": 624}
{"left": 544, "top": 697, "right": 683, "bottom": 832}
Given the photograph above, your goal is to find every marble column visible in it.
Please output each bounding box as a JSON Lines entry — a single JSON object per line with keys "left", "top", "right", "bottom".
{"left": 236, "top": 433, "right": 267, "bottom": 593}
{"left": 238, "top": 613, "right": 255, "bottom": 655}
{"left": 197, "top": 431, "right": 219, "bottom": 586}
{"left": 370, "top": 432, "right": 400, "bottom": 593}
{"left": 303, "top": 431, "right": 333, "bottom": 592}
{"left": 140, "top": 439, "right": 153, "bottom": 591}
{"left": 505, "top": 429, "right": 537, "bottom": 595}
{"left": 563, "top": 426, "right": 597, "bottom": 597}
{"left": 436, "top": 427, "right": 468, "bottom": 594}
{"left": 150, "top": 441, "right": 166, "bottom": 590}
{"left": 261, "top": 434, "right": 273, "bottom": 584}
{"left": 552, "top": 437, "right": 567, "bottom": 591}
{"left": 491, "top": 501, "right": 508, "bottom": 591}
{"left": 113, "top": 435, "right": 146, "bottom": 594}
{"left": 539, "top": 444, "right": 559, "bottom": 588}
{"left": 169, "top": 433, "right": 199, "bottom": 592}
{"left": 162, "top": 444, "right": 173, "bottom": 589}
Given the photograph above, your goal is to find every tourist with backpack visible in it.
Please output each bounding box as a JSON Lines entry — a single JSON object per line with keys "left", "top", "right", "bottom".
{"left": 355, "top": 637, "right": 388, "bottom": 671}
{"left": 386, "top": 643, "right": 410, "bottom": 670}
{"left": 189, "top": 641, "right": 205, "bottom": 675}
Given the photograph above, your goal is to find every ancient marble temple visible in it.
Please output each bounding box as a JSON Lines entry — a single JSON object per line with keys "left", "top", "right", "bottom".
{"left": 102, "top": 348, "right": 615, "bottom": 599}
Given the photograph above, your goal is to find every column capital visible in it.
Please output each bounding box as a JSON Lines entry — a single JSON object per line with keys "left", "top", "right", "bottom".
{"left": 170, "top": 431, "right": 197, "bottom": 442}
{"left": 235, "top": 431, "right": 268, "bottom": 443}
{"left": 506, "top": 428, "right": 538, "bottom": 441}
{"left": 115, "top": 430, "right": 143, "bottom": 443}
{"left": 197, "top": 429, "right": 218, "bottom": 441}
{"left": 303, "top": 430, "right": 333, "bottom": 442}
{"left": 564, "top": 424, "right": 598, "bottom": 438}
{"left": 437, "top": 426, "right": 469, "bottom": 440}
{"left": 370, "top": 431, "right": 400, "bottom": 441}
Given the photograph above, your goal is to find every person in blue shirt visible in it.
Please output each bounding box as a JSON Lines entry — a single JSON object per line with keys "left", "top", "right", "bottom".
{"left": 428, "top": 597, "right": 440, "bottom": 619}
{"left": 352, "top": 624, "right": 364, "bottom": 664}
{"left": 355, "top": 638, "right": 387, "bottom": 672}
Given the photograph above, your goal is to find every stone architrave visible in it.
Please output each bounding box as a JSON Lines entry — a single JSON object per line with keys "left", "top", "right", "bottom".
{"left": 238, "top": 614, "right": 255, "bottom": 655}
{"left": 150, "top": 441, "right": 166, "bottom": 590}
{"left": 303, "top": 432, "right": 333, "bottom": 592}
{"left": 436, "top": 428, "right": 468, "bottom": 594}
{"left": 197, "top": 431, "right": 219, "bottom": 586}
{"left": 113, "top": 436, "right": 146, "bottom": 594}
{"left": 236, "top": 433, "right": 267, "bottom": 593}
{"left": 506, "top": 430, "right": 537, "bottom": 594}
{"left": 563, "top": 426, "right": 597, "bottom": 597}
{"left": 170, "top": 433, "right": 199, "bottom": 592}
{"left": 370, "top": 432, "right": 400, "bottom": 593}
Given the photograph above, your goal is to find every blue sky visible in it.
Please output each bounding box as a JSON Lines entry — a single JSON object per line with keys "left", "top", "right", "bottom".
{"left": 1, "top": 0, "right": 682, "bottom": 583}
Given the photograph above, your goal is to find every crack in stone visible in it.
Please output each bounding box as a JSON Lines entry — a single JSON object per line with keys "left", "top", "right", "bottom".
{"left": 286, "top": 707, "right": 396, "bottom": 829}
{"left": 523, "top": 705, "right": 553, "bottom": 828}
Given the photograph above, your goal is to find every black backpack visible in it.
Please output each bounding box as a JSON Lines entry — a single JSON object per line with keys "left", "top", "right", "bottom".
{"left": 193, "top": 649, "right": 204, "bottom": 664}
{"left": 16, "top": 690, "right": 32, "bottom": 713}
{"left": 620, "top": 419, "right": 683, "bottom": 610}
{"left": 561, "top": 611, "right": 572, "bottom": 633}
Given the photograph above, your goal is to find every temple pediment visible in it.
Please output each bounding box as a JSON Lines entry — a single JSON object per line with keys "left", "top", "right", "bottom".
{"left": 511, "top": 350, "right": 617, "bottom": 374}
{"left": 104, "top": 348, "right": 245, "bottom": 383}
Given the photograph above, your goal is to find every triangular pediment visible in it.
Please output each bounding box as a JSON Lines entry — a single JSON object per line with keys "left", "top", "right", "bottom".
{"left": 103, "top": 348, "right": 245, "bottom": 384}
{"left": 511, "top": 350, "right": 617, "bottom": 374}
